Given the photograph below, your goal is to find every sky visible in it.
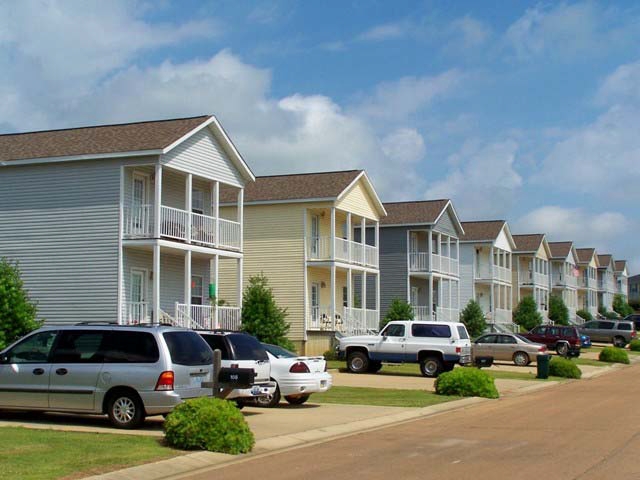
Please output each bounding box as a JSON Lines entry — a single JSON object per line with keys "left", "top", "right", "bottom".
{"left": 1, "top": 0, "right": 639, "bottom": 272}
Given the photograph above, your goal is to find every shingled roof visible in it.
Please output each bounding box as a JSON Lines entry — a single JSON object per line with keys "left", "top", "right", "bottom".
{"left": 548, "top": 241, "right": 574, "bottom": 259}
{"left": 575, "top": 248, "right": 596, "bottom": 264}
{"left": 0, "top": 115, "right": 213, "bottom": 162}
{"left": 380, "top": 200, "right": 450, "bottom": 226}
{"left": 598, "top": 254, "right": 613, "bottom": 269}
{"left": 512, "top": 234, "right": 545, "bottom": 253}
{"left": 460, "top": 220, "right": 506, "bottom": 242}
{"left": 615, "top": 260, "right": 627, "bottom": 272}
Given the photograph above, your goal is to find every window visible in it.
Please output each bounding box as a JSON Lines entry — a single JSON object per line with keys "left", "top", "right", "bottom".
{"left": 584, "top": 321, "right": 597, "bottom": 329}
{"left": 5, "top": 330, "right": 58, "bottom": 364}
{"left": 264, "top": 343, "right": 297, "bottom": 359}
{"left": 191, "top": 275, "right": 203, "bottom": 305}
{"left": 533, "top": 326, "right": 547, "bottom": 335}
{"left": 163, "top": 332, "right": 213, "bottom": 366}
{"left": 498, "top": 335, "right": 517, "bottom": 344}
{"left": 342, "top": 286, "right": 348, "bottom": 307}
{"left": 598, "top": 321, "right": 614, "bottom": 330}
{"left": 411, "top": 324, "right": 451, "bottom": 338}
{"left": 476, "top": 335, "right": 498, "bottom": 344}
{"left": 561, "top": 327, "right": 576, "bottom": 336}
{"left": 457, "top": 325, "right": 469, "bottom": 340}
{"left": 103, "top": 331, "right": 159, "bottom": 363}
{"left": 200, "top": 334, "right": 231, "bottom": 360}
{"left": 51, "top": 331, "right": 106, "bottom": 363}
{"left": 617, "top": 323, "right": 632, "bottom": 331}
{"left": 228, "top": 334, "right": 269, "bottom": 361}
{"left": 381, "top": 324, "right": 405, "bottom": 337}
{"left": 192, "top": 189, "right": 204, "bottom": 214}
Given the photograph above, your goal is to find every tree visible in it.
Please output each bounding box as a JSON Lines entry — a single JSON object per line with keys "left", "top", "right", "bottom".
{"left": 380, "top": 299, "right": 413, "bottom": 329}
{"left": 612, "top": 294, "right": 633, "bottom": 317}
{"left": 0, "top": 258, "right": 41, "bottom": 350}
{"left": 513, "top": 296, "right": 542, "bottom": 332}
{"left": 548, "top": 295, "right": 569, "bottom": 326}
{"left": 460, "top": 299, "right": 486, "bottom": 338}
{"left": 240, "top": 273, "right": 296, "bottom": 352}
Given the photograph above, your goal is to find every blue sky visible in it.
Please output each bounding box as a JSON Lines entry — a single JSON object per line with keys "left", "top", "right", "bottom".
{"left": 1, "top": 1, "right": 639, "bottom": 271}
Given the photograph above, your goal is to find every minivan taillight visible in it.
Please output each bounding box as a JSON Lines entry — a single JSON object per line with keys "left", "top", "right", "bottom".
{"left": 289, "top": 362, "right": 310, "bottom": 373}
{"left": 155, "top": 371, "right": 174, "bottom": 391}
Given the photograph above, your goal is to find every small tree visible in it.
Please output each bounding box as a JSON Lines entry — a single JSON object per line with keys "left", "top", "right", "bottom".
{"left": 612, "top": 294, "right": 633, "bottom": 317}
{"left": 240, "top": 273, "right": 295, "bottom": 352}
{"left": 548, "top": 295, "right": 569, "bottom": 326}
{"left": 513, "top": 296, "right": 542, "bottom": 332}
{"left": 460, "top": 300, "right": 486, "bottom": 338}
{"left": 0, "top": 258, "right": 41, "bottom": 350}
{"left": 576, "top": 309, "right": 593, "bottom": 322}
{"left": 380, "top": 299, "right": 413, "bottom": 329}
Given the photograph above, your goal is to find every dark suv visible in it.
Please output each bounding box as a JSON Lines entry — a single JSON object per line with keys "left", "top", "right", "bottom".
{"left": 520, "top": 325, "right": 581, "bottom": 357}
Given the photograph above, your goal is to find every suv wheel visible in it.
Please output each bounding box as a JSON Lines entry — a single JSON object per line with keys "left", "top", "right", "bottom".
{"left": 255, "top": 385, "right": 281, "bottom": 408}
{"left": 285, "top": 394, "right": 310, "bottom": 405}
{"left": 420, "top": 356, "right": 443, "bottom": 377}
{"left": 367, "top": 360, "right": 383, "bottom": 373}
{"left": 107, "top": 391, "right": 144, "bottom": 429}
{"left": 347, "top": 351, "right": 370, "bottom": 374}
{"left": 513, "top": 351, "right": 530, "bottom": 367}
{"left": 613, "top": 336, "right": 627, "bottom": 348}
{"left": 556, "top": 342, "right": 569, "bottom": 357}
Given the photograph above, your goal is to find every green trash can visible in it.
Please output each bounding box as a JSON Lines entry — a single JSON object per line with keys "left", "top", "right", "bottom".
{"left": 536, "top": 354, "right": 550, "bottom": 379}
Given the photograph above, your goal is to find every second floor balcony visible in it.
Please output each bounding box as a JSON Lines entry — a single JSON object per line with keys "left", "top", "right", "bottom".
{"left": 306, "top": 236, "right": 378, "bottom": 268}
{"left": 552, "top": 271, "right": 578, "bottom": 288}
{"left": 475, "top": 264, "right": 511, "bottom": 283}
{"left": 518, "top": 269, "right": 548, "bottom": 287}
{"left": 409, "top": 252, "right": 459, "bottom": 277}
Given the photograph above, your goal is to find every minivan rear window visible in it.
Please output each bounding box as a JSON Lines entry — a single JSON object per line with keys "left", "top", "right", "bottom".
{"left": 412, "top": 324, "right": 451, "bottom": 338}
{"left": 163, "top": 332, "right": 213, "bottom": 366}
{"left": 104, "top": 331, "right": 159, "bottom": 363}
{"left": 617, "top": 323, "right": 632, "bottom": 331}
{"left": 228, "top": 334, "right": 268, "bottom": 361}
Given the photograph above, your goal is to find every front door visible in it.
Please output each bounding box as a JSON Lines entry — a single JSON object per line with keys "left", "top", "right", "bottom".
{"left": 0, "top": 330, "right": 58, "bottom": 408}
{"left": 131, "top": 174, "right": 149, "bottom": 235}
{"left": 49, "top": 330, "right": 106, "bottom": 411}
{"left": 129, "top": 269, "right": 147, "bottom": 323}
{"left": 311, "top": 283, "right": 320, "bottom": 327}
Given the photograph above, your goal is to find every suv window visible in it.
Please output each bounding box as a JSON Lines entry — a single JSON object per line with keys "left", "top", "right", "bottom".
{"left": 412, "top": 324, "right": 451, "bottom": 338}
{"left": 560, "top": 327, "right": 576, "bottom": 336}
{"left": 5, "top": 330, "right": 58, "bottom": 363}
{"left": 51, "top": 330, "right": 106, "bottom": 363}
{"left": 533, "top": 326, "right": 546, "bottom": 334}
{"left": 457, "top": 325, "right": 470, "bottom": 340}
{"left": 200, "top": 334, "right": 231, "bottom": 360}
{"left": 617, "top": 322, "right": 632, "bottom": 331}
{"left": 104, "top": 331, "right": 159, "bottom": 363}
{"left": 598, "top": 321, "right": 614, "bottom": 330}
{"left": 163, "top": 332, "right": 213, "bottom": 366}
{"left": 227, "top": 334, "right": 268, "bottom": 361}
{"left": 382, "top": 324, "right": 405, "bottom": 337}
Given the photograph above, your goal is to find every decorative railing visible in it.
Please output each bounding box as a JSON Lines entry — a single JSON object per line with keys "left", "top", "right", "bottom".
{"left": 409, "top": 252, "right": 459, "bottom": 276}
{"left": 518, "top": 270, "right": 548, "bottom": 286}
{"left": 475, "top": 264, "right": 511, "bottom": 282}
{"left": 123, "top": 205, "right": 153, "bottom": 237}
{"left": 553, "top": 272, "right": 578, "bottom": 288}
{"left": 174, "top": 304, "right": 241, "bottom": 331}
{"left": 305, "top": 236, "right": 378, "bottom": 268}
{"left": 342, "top": 307, "right": 379, "bottom": 335}
{"left": 121, "top": 301, "right": 150, "bottom": 324}
{"left": 412, "top": 305, "right": 430, "bottom": 321}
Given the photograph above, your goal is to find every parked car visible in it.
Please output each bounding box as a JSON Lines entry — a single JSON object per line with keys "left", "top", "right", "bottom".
{"left": 337, "top": 321, "right": 472, "bottom": 377}
{"left": 197, "top": 331, "right": 277, "bottom": 402}
{"left": 0, "top": 324, "right": 214, "bottom": 428}
{"left": 520, "top": 325, "right": 582, "bottom": 357}
{"left": 472, "top": 333, "right": 547, "bottom": 366}
{"left": 247, "top": 343, "right": 332, "bottom": 407}
{"left": 578, "top": 320, "right": 637, "bottom": 347}
{"left": 623, "top": 314, "right": 640, "bottom": 331}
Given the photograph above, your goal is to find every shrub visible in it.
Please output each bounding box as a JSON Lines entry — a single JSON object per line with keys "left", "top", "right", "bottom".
{"left": 612, "top": 294, "right": 633, "bottom": 317}
{"left": 513, "top": 296, "right": 543, "bottom": 332}
{"left": 435, "top": 368, "right": 499, "bottom": 399}
{"left": 240, "top": 273, "right": 296, "bottom": 352}
{"left": 548, "top": 295, "right": 569, "bottom": 326}
{"left": 0, "top": 258, "right": 41, "bottom": 350}
{"left": 599, "top": 346, "right": 630, "bottom": 364}
{"left": 629, "top": 340, "right": 640, "bottom": 352}
{"left": 381, "top": 299, "right": 414, "bottom": 329}
{"left": 323, "top": 348, "right": 339, "bottom": 361}
{"left": 629, "top": 300, "right": 640, "bottom": 311}
{"left": 164, "top": 397, "right": 255, "bottom": 454}
{"left": 549, "top": 357, "right": 581, "bottom": 379}
{"left": 460, "top": 300, "right": 486, "bottom": 338}
{"left": 576, "top": 309, "right": 593, "bottom": 322}
{"left": 604, "top": 310, "right": 619, "bottom": 319}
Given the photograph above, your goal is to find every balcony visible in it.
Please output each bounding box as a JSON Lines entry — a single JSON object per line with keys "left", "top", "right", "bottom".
{"left": 475, "top": 264, "right": 511, "bottom": 283}
{"left": 409, "top": 252, "right": 459, "bottom": 277}
{"left": 307, "top": 306, "right": 379, "bottom": 334}
{"left": 518, "top": 270, "right": 548, "bottom": 287}
{"left": 578, "top": 276, "right": 597, "bottom": 289}
{"left": 306, "top": 236, "right": 378, "bottom": 268}
{"left": 552, "top": 272, "right": 578, "bottom": 288}
{"left": 123, "top": 204, "right": 241, "bottom": 251}
{"left": 597, "top": 279, "right": 615, "bottom": 292}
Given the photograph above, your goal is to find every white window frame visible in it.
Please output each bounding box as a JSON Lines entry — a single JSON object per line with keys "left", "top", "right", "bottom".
{"left": 192, "top": 188, "right": 204, "bottom": 215}
{"left": 191, "top": 275, "right": 204, "bottom": 305}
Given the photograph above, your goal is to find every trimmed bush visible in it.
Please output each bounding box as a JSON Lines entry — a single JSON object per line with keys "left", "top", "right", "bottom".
{"left": 435, "top": 368, "right": 499, "bottom": 399}
{"left": 548, "top": 295, "right": 569, "bottom": 326}
{"left": 513, "top": 296, "right": 543, "bottom": 332}
{"left": 629, "top": 340, "right": 640, "bottom": 352}
{"left": 164, "top": 397, "right": 255, "bottom": 454}
{"left": 460, "top": 300, "right": 487, "bottom": 338}
{"left": 323, "top": 348, "right": 339, "bottom": 361}
{"left": 613, "top": 294, "right": 633, "bottom": 317}
{"left": 599, "top": 346, "right": 630, "bottom": 364}
{"left": 549, "top": 357, "right": 581, "bottom": 379}
{"left": 381, "top": 299, "right": 414, "bottom": 329}
{"left": 576, "top": 309, "right": 593, "bottom": 322}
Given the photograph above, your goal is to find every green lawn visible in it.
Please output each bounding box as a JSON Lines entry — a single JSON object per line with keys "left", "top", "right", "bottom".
{"left": 0, "top": 427, "right": 178, "bottom": 480}
{"left": 313, "top": 386, "right": 459, "bottom": 408}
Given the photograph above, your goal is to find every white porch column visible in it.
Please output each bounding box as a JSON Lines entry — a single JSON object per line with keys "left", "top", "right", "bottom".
{"left": 428, "top": 231, "right": 433, "bottom": 271}
{"left": 237, "top": 258, "right": 243, "bottom": 308}
{"left": 153, "top": 243, "right": 161, "bottom": 324}
{"left": 330, "top": 265, "right": 336, "bottom": 329}
{"left": 237, "top": 189, "right": 244, "bottom": 251}
{"left": 360, "top": 217, "right": 366, "bottom": 264}
{"left": 456, "top": 239, "right": 460, "bottom": 275}
{"left": 490, "top": 246, "right": 495, "bottom": 278}
{"left": 346, "top": 212, "right": 352, "bottom": 263}
{"left": 375, "top": 222, "right": 379, "bottom": 248}
{"left": 185, "top": 173, "right": 192, "bottom": 243}
{"left": 491, "top": 283, "right": 495, "bottom": 314}
{"left": 347, "top": 268, "right": 352, "bottom": 308}
{"left": 376, "top": 272, "right": 380, "bottom": 319}
{"left": 428, "top": 275, "right": 434, "bottom": 320}
{"left": 362, "top": 271, "right": 367, "bottom": 312}
{"left": 184, "top": 250, "right": 192, "bottom": 310}
{"left": 154, "top": 164, "right": 162, "bottom": 238}
{"left": 330, "top": 207, "right": 336, "bottom": 260}
{"left": 212, "top": 181, "right": 219, "bottom": 247}
{"left": 448, "top": 278, "right": 452, "bottom": 309}
{"left": 211, "top": 255, "right": 219, "bottom": 328}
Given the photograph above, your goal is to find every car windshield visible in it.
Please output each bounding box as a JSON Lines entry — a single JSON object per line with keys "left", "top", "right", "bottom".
{"left": 163, "top": 331, "right": 213, "bottom": 366}
{"left": 228, "top": 334, "right": 268, "bottom": 361}
{"left": 515, "top": 334, "right": 536, "bottom": 344}
{"left": 263, "top": 343, "right": 297, "bottom": 359}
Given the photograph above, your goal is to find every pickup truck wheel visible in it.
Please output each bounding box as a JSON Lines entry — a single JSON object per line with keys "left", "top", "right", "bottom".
{"left": 347, "top": 351, "right": 370, "bottom": 374}
{"left": 255, "top": 385, "right": 281, "bottom": 408}
{"left": 367, "top": 361, "right": 382, "bottom": 373}
{"left": 613, "top": 336, "right": 627, "bottom": 348}
{"left": 555, "top": 342, "right": 569, "bottom": 357}
{"left": 420, "top": 357, "right": 443, "bottom": 377}
{"left": 513, "top": 351, "right": 530, "bottom": 367}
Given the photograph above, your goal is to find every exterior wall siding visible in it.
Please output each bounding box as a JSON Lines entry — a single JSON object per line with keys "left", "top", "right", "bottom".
{"left": 433, "top": 208, "right": 459, "bottom": 237}
{"left": 459, "top": 244, "right": 476, "bottom": 309}
{"left": 335, "top": 180, "right": 380, "bottom": 221}
{"left": 379, "top": 226, "right": 409, "bottom": 318}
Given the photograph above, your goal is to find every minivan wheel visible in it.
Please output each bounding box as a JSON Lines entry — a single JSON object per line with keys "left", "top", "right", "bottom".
{"left": 556, "top": 343, "right": 569, "bottom": 357}
{"left": 420, "top": 356, "right": 443, "bottom": 377}
{"left": 347, "top": 351, "right": 370, "bottom": 374}
{"left": 107, "top": 392, "right": 144, "bottom": 429}
{"left": 255, "top": 385, "right": 281, "bottom": 408}
{"left": 513, "top": 351, "right": 530, "bottom": 367}
{"left": 613, "top": 336, "right": 627, "bottom": 348}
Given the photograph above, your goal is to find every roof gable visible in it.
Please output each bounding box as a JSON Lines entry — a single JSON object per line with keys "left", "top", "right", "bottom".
{"left": 597, "top": 254, "right": 614, "bottom": 270}
{"left": 576, "top": 248, "right": 600, "bottom": 268}
{"left": 380, "top": 199, "right": 463, "bottom": 234}
{"left": 460, "top": 220, "right": 512, "bottom": 244}
{"left": 615, "top": 260, "right": 627, "bottom": 274}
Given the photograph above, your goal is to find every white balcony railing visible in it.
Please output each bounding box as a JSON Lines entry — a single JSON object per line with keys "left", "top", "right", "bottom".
{"left": 579, "top": 276, "right": 598, "bottom": 289}
{"left": 519, "top": 270, "right": 548, "bottom": 287}
{"left": 175, "top": 303, "right": 242, "bottom": 331}
{"left": 553, "top": 272, "right": 578, "bottom": 288}
{"left": 409, "top": 252, "right": 459, "bottom": 276}
{"left": 475, "top": 264, "right": 511, "bottom": 282}
{"left": 412, "top": 305, "right": 430, "bottom": 321}
{"left": 342, "top": 307, "right": 379, "bottom": 335}
{"left": 121, "top": 301, "right": 150, "bottom": 324}
{"left": 122, "top": 204, "right": 241, "bottom": 251}
{"left": 306, "top": 236, "right": 378, "bottom": 268}
{"left": 308, "top": 306, "right": 336, "bottom": 331}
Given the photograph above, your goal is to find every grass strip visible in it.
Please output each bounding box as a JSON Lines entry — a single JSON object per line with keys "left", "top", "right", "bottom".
{"left": 313, "top": 386, "right": 459, "bottom": 408}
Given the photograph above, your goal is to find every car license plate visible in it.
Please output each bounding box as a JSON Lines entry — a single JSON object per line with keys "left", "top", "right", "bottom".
{"left": 190, "top": 375, "right": 203, "bottom": 388}
{"left": 251, "top": 386, "right": 262, "bottom": 396}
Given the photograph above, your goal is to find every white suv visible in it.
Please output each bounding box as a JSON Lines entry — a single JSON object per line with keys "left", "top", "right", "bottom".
{"left": 337, "top": 321, "right": 472, "bottom": 377}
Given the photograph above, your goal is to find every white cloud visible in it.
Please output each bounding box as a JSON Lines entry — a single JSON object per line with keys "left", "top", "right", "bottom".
{"left": 595, "top": 60, "right": 640, "bottom": 106}
{"left": 446, "top": 16, "right": 491, "bottom": 50}
{"left": 425, "top": 140, "right": 522, "bottom": 218}
{"left": 380, "top": 128, "right": 426, "bottom": 165}
{"left": 357, "top": 22, "right": 408, "bottom": 42}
